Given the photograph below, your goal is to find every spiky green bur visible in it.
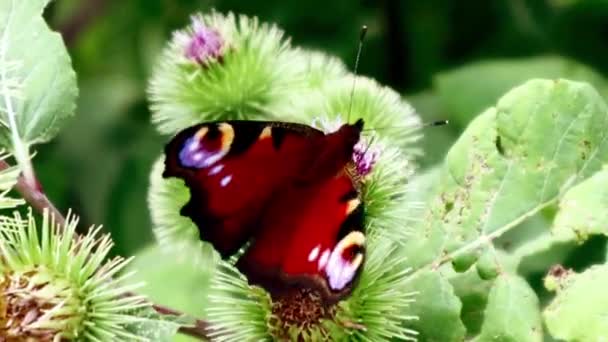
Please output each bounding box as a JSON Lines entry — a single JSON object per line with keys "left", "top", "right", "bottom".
{"left": 0, "top": 210, "right": 150, "bottom": 341}
{"left": 148, "top": 11, "right": 305, "bottom": 134}
{"left": 0, "top": 151, "right": 24, "bottom": 209}
{"left": 289, "top": 76, "right": 422, "bottom": 157}
{"left": 296, "top": 51, "right": 348, "bottom": 90}
{"left": 203, "top": 262, "right": 272, "bottom": 341}
{"left": 203, "top": 236, "right": 418, "bottom": 341}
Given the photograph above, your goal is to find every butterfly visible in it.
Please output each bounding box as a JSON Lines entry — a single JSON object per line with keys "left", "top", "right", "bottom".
{"left": 163, "top": 119, "right": 367, "bottom": 303}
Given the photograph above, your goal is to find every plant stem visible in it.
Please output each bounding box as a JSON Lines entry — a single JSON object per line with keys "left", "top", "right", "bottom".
{"left": 0, "top": 160, "right": 66, "bottom": 228}
{"left": 0, "top": 159, "right": 212, "bottom": 341}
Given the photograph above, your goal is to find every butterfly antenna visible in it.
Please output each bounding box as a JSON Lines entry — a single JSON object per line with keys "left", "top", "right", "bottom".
{"left": 361, "top": 119, "right": 449, "bottom": 132}
{"left": 347, "top": 25, "right": 368, "bottom": 124}
{"left": 427, "top": 119, "right": 449, "bottom": 127}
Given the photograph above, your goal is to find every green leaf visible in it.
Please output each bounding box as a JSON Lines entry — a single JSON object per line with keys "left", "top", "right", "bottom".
{"left": 544, "top": 264, "right": 608, "bottom": 341}
{"left": 475, "top": 275, "right": 542, "bottom": 342}
{"left": 0, "top": 0, "right": 77, "bottom": 146}
{"left": 126, "top": 244, "right": 213, "bottom": 319}
{"left": 552, "top": 166, "right": 608, "bottom": 243}
{"left": 448, "top": 269, "right": 494, "bottom": 336}
{"left": 404, "top": 79, "right": 608, "bottom": 272}
{"left": 403, "top": 79, "right": 608, "bottom": 340}
{"left": 404, "top": 272, "right": 466, "bottom": 342}
{"left": 435, "top": 57, "right": 607, "bottom": 127}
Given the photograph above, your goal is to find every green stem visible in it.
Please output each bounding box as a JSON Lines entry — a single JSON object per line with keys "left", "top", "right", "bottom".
{"left": 0, "top": 23, "right": 37, "bottom": 192}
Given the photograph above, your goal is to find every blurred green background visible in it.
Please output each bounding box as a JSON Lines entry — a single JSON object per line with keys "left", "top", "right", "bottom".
{"left": 40, "top": 0, "right": 608, "bottom": 258}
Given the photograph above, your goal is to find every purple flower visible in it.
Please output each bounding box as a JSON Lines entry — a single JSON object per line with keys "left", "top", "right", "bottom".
{"left": 353, "top": 140, "right": 379, "bottom": 176}
{"left": 184, "top": 19, "right": 224, "bottom": 64}
{"left": 311, "top": 116, "right": 380, "bottom": 176}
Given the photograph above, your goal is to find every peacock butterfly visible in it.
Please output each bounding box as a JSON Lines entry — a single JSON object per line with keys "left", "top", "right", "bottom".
{"left": 163, "top": 119, "right": 367, "bottom": 303}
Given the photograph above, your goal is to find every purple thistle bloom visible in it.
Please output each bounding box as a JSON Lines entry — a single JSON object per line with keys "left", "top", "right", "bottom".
{"left": 311, "top": 116, "right": 380, "bottom": 176}
{"left": 184, "top": 19, "right": 224, "bottom": 64}
{"left": 353, "top": 140, "right": 379, "bottom": 177}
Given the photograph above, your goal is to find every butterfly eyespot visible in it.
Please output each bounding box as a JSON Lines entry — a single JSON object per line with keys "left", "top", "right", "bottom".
{"left": 345, "top": 198, "right": 361, "bottom": 215}
{"left": 259, "top": 126, "right": 273, "bottom": 140}
{"left": 194, "top": 126, "right": 209, "bottom": 140}
{"left": 325, "top": 231, "right": 365, "bottom": 290}
{"left": 335, "top": 231, "right": 365, "bottom": 254}
{"left": 178, "top": 124, "right": 235, "bottom": 168}
{"left": 217, "top": 123, "right": 235, "bottom": 153}
{"left": 349, "top": 253, "right": 364, "bottom": 270}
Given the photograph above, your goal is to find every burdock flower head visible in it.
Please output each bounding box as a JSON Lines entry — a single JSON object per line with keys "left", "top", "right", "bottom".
{"left": 292, "top": 76, "right": 422, "bottom": 158}
{"left": 312, "top": 116, "right": 380, "bottom": 177}
{"left": 148, "top": 11, "right": 304, "bottom": 134}
{"left": 176, "top": 16, "right": 226, "bottom": 65}
{"left": 0, "top": 209, "right": 151, "bottom": 341}
{"left": 352, "top": 140, "right": 380, "bottom": 176}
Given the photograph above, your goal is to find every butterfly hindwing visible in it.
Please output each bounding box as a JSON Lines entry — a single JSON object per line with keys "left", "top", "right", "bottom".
{"left": 237, "top": 166, "right": 365, "bottom": 302}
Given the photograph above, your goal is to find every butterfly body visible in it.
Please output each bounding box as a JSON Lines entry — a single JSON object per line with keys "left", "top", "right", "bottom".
{"left": 163, "top": 119, "right": 366, "bottom": 303}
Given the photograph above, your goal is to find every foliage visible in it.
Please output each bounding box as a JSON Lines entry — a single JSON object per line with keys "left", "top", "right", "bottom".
{"left": 399, "top": 78, "right": 608, "bottom": 341}
{"left": 0, "top": 0, "right": 77, "bottom": 187}
{"left": 0, "top": 1, "right": 175, "bottom": 340}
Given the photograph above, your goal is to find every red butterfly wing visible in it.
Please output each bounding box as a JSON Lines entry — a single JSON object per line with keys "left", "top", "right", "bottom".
{"left": 237, "top": 168, "right": 364, "bottom": 302}
{"left": 164, "top": 119, "right": 365, "bottom": 302}
{"left": 164, "top": 121, "right": 325, "bottom": 257}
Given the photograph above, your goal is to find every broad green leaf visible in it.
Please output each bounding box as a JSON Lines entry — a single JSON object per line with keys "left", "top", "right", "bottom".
{"left": 402, "top": 79, "right": 608, "bottom": 340}
{"left": 404, "top": 79, "right": 608, "bottom": 272}
{"left": 495, "top": 208, "right": 554, "bottom": 257}
{"left": 435, "top": 57, "right": 607, "bottom": 127}
{"left": 404, "top": 272, "right": 466, "bottom": 342}
{"left": 127, "top": 245, "right": 213, "bottom": 341}
{"left": 475, "top": 275, "right": 542, "bottom": 342}
{"left": 544, "top": 264, "right": 608, "bottom": 341}
{"left": 0, "top": 0, "right": 77, "bottom": 146}
{"left": 496, "top": 208, "right": 576, "bottom": 279}
{"left": 552, "top": 166, "right": 608, "bottom": 243}
{"left": 448, "top": 268, "right": 494, "bottom": 336}
{"left": 126, "top": 244, "right": 212, "bottom": 321}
